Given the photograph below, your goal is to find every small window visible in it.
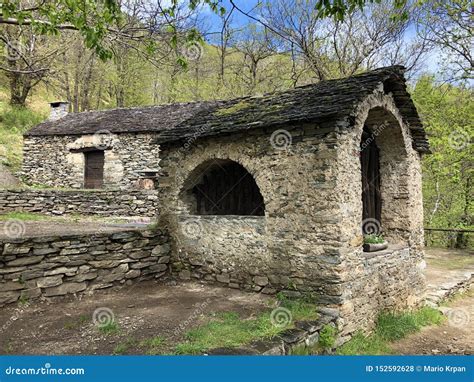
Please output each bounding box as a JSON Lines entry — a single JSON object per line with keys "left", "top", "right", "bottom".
{"left": 182, "top": 159, "right": 265, "bottom": 216}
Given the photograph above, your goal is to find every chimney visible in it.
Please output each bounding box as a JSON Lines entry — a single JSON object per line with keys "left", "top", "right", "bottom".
{"left": 49, "top": 101, "right": 69, "bottom": 121}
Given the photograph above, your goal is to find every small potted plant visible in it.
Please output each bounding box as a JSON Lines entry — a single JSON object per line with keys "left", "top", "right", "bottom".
{"left": 363, "top": 234, "right": 388, "bottom": 252}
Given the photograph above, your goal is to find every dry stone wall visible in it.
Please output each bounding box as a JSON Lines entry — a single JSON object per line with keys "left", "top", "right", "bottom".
{"left": 0, "top": 189, "right": 159, "bottom": 217}
{"left": 158, "top": 125, "right": 348, "bottom": 303}
{"left": 0, "top": 229, "right": 170, "bottom": 306}
{"left": 22, "top": 133, "right": 160, "bottom": 189}
{"left": 157, "top": 90, "right": 426, "bottom": 336}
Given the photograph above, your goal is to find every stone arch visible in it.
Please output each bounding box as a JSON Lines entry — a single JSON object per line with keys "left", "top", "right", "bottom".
{"left": 358, "top": 105, "right": 412, "bottom": 244}
{"left": 179, "top": 158, "right": 265, "bottom": 216}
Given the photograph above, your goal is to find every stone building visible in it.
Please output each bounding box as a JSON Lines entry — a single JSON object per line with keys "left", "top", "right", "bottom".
{"left": 22, "top": 66, "right": 429, "bottom": 335}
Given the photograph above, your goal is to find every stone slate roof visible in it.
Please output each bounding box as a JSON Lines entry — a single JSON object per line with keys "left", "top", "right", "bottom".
{"left": 25, "top": 66, "right": 429, "bottom": 153}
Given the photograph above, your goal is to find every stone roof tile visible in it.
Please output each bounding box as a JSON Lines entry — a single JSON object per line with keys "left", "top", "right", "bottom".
{"left": 25, "top": 66, "right": 429, "bottom": 153}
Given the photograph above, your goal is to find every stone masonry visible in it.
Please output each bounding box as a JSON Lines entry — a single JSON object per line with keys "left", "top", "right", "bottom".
{"left": 16, "top": 67, "right": 429, "bottom": 338}
{"left": 157, "top": 89, "right": 426, "bottom": 337}
{"left": 22, "top": 133, "right": 160, "bottom": 189}
{"left": 0, "top": 229, "right": 170, "bottom": 306}
{"left": 0, "top": 189, "right": 159, "bottom": 217}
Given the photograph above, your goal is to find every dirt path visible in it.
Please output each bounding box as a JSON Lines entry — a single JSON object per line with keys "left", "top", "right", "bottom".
{"left": 390, "top": 290, "right": 474, "bottom": 355}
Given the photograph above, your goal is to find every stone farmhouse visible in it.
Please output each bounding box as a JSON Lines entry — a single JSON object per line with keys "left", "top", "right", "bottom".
{"left": 19, "top": 65, "right": 430, "bottom": 336}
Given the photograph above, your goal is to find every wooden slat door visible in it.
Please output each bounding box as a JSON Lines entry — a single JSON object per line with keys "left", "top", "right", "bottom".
{"left": 84, "top": 150, "right": 104, "bottom": 189}
{"left": 361, "top": 128, "right": 381, "bottom": 223}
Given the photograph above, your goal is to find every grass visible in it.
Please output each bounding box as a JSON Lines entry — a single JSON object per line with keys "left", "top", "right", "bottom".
{"left": 64, "top": 315, "right": 89, "bottom": 330}
{"left": 363, "top": 234, "right": 385, "bottom": 244}
{"left": 0, "top": 103, "right": 46, "bottom": 172}
{"left": 174, "top": 296, "right": 319, "bottom": 355}
{"left": 98, "top": 321, "right": 120, "bottom": 335}
{"left": 0, "top": 211, "right": 50, "bottom": 221}
{"left": 141, "top": 336, "right": 166, "bottom": 355}
{"left": 337, "top": 307, "right": 445, "bottom": 355}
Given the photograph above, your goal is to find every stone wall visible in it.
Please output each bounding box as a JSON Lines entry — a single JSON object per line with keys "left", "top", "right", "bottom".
{"left": 172, "top": 216, "right": 273, "bottom": 292}
{"left": 0, "top": 228, "right": 170, "bottom": 306}
{"left": 157, "top": 89, "right": 426, "bottom": 336}
{"left": 22, "top": 132, "right": 160, "bottom": 189}
{"left": 158, "top": 124, "right": 347, "bottom": 303}
{"left": 0, "top": 189, "right": 159, "bottom": 217}
{"left": 337, "top": 246, "right": 425, "bottom": 341}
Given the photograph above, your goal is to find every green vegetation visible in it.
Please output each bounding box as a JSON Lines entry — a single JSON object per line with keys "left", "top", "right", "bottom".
{"left": 337, "top": 307, "right": 444, "bottom": 355}
{"left": 363, "top": 234, "right": 385, "bottom": 244}
{"left": 0, "top": 212, "right": 50, "bottom": 221}
{"left": 413, "top": 77, "right": 473, "bottom": 249}
{"left": 140, "top": 336, "right": 167, "bottom": 355}
{"left": 64, "top": 315, "right": 89, "bottom": 330}
{"left": 0, "top": 103, "right": 46, "bottom": 172}
{"left": 319, "top": 324, "right": 337, "bottom": 349}
{"left": 174, "top": 296, "right": 318, "bottom": 354}
{"left": 214, "top": 101, "right": 251, "bottom": 116}
{"left": 174, "top": 311, "right": 282, "bottom": 354}
{"left": 98, "top": 321, "right": 120, "bottom": 335}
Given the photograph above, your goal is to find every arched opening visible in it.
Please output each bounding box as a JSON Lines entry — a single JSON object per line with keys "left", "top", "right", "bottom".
{"left": 181, "top": 159, "right": 265, "bottom": 216}
{"left": 361, "top": 106, "right": 410, "bottom": 243}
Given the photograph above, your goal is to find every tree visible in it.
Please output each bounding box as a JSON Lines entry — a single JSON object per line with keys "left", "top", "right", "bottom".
{"left": 232, "top": 24, "right": 278, "bottom": 93}
{"left": 0, "top": 24, "right": 60, "bottom": 106}
{"left": 258, "top": 0, "right": 421, "bottom": 80}
{"left": 418, "top": 0, "right": 473, "bottom": 81}
{"left": 412, "top": 76, "right": 473, "bottom": 247}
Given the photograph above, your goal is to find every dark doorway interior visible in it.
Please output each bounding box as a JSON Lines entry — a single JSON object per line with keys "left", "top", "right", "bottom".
{"left": 190, "top": 160, "right": 264, "bottom": 216}
{"left": 361, "top": 126, "right": 381, "bottom": 223}
{"left": 84, "top": 150, "right": 104, "bottom": 189}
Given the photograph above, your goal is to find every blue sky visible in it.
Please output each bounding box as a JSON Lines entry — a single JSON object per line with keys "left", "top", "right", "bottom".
{"left": 197, "top": 0, "right": 441, "bottom": 76}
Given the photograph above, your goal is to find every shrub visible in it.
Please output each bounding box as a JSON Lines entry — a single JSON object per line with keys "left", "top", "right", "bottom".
{"left": 318, "top": 324, "right": 337, "bottom": 349}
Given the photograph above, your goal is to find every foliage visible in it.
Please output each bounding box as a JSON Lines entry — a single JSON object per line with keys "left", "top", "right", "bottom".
{"left": 315, "top": 0, "right": 408, "bottom": 20}
{"left": 174, "top": 297, "right": 318, "bottom": 354}
{"left": 0, "top": 105, "right": 45, "bottom": 132}
{"left": 318, "top": 324, "right": 337, "bottom": 349}
{"left": 140, "top": 336, "right": 166, "bottom": 355}
{"left": 337, "top": 307, "right": 444, "bottom": 355}
{"left": 375, "top": 307, "right": 444, "bottom": 341}
{"left": 0, "top": 211, "right": 49, "bottom": 221}
{"left": 1, "top": 0, "right": 121, "bottom": 60}
{"left": 412, "top": 76, "right": 473, "bottom": 248}
{"left": 98, "top": 321, "right": 120, "bottom": 335}
{"left": 0, "top": 103, "right": 46, "bottom": 170}
{"left": 363, "top": 234, "right": 385, "bottom": 244}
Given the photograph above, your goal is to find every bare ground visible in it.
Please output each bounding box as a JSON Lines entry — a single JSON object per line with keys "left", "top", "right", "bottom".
{"left": 390, "top": 290, "right": 474, "bottom": 355}
{"left": 0, "top": 245, "right": 472, "bottom": 355}
{"left": 0, "top": 281, "right": 273, "bottom": 355}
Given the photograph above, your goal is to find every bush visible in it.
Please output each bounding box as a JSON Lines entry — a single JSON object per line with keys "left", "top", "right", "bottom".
{"left": 318, "top": 324, "right": 337, "bottom": 349}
